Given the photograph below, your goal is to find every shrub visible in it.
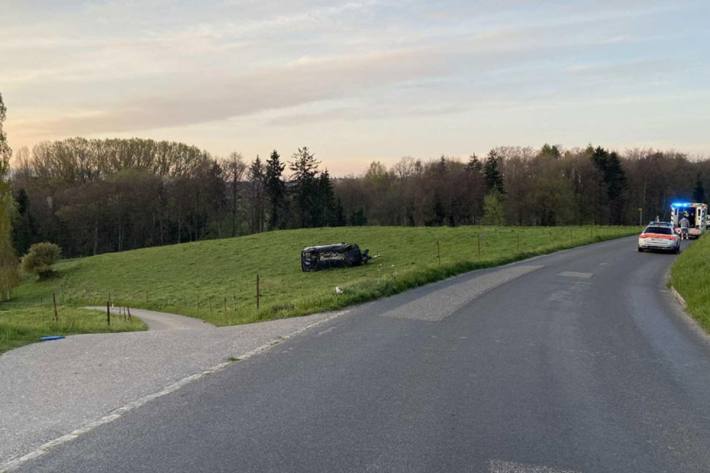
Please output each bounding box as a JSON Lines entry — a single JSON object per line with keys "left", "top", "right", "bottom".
{"left": 21, "top": 242, "right": 61, "bottom": 280}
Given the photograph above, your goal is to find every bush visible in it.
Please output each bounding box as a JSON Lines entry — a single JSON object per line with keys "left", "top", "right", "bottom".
{"left": 21, "top": 242, "right": 61, "bottom": 280}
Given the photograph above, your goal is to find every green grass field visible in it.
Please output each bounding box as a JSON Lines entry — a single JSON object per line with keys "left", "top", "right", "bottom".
{"left": 671, "top": 235, "right": 710, "bottom": 332}
{"left": 0, "top": 306, "right": 145, "bottom": 354}
{"left": 1, "top": 225, "right": 638, "bottom": 354}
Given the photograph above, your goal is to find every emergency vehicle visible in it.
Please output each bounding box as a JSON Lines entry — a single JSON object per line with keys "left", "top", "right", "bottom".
{"left": 670, "top": 202, "right": 708, "bottom": 239}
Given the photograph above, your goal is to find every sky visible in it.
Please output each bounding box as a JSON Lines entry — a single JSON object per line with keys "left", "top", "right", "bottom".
{"left": 2, "top": 0, "right": 710, "bottom": 175}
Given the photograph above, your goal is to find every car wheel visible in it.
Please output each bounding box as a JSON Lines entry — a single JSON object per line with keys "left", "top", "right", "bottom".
{"left": 637, "top": 246, "right": 644, "bottom": 252}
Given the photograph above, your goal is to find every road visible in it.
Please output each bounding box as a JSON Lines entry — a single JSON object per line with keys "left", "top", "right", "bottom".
{"left": 14, "top": 237, "right": 710, "bottom": 472}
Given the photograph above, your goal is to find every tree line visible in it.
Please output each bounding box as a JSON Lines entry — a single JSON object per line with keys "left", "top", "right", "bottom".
{"left": 2, "top": 96, "right": 709, "bottom": 262}
{"left": 336, "top": 145, "right": 707, "bottom": 228}
{"left": 10, "top": 137, "right": 348, "bottom": 257}
{"left": 10, "top": 138, "right": 708, "bottom": 259}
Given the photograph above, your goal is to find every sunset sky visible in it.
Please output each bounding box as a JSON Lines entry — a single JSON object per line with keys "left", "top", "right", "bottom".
{"left": 2, "top": 0, "right": 709, "bottom": 175}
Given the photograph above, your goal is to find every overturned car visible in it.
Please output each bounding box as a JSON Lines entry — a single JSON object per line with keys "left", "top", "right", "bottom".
{"left": 301, "top": 243, "right": 370, "bottom": 272}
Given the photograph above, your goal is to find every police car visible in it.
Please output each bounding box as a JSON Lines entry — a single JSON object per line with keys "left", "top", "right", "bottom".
{"left": 637, "top": 222, "right": 680, "bottom": 253}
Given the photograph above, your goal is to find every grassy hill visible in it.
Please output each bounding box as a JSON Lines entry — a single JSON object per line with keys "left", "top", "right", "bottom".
{"left": 1, "top": 225, "right": 638, "bottom": 353}
{"left": 671, "top": 235, "right": 710, "bottom": 332}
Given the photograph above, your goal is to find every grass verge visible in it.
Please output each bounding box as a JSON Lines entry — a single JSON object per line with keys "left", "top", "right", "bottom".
{"left": 0, "top": 306, "right": 145, "bottom": 354}
{"left": 671, "top": 235, "right": 710, "bottom": 332}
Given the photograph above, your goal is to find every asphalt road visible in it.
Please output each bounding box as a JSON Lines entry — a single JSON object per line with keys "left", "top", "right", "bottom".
{"left": 16, "top": 237, "right": 710, "bottom": 473}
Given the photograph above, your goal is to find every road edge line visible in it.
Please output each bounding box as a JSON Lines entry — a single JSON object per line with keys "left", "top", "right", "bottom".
{"left": 670, "top": 286, "right": 688, "bottom": 309}
{"left": 0, "top": 310, "right": 348, "bottom": 473}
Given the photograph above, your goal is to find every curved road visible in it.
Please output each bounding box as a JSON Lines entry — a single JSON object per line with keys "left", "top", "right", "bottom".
{"left": 17, "top": 237, "right": 710, "bottom": 472}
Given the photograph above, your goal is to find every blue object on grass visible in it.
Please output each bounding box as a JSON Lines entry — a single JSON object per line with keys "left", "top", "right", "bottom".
{"left": 40, "top": 335, "right": 65, "bottom": 342}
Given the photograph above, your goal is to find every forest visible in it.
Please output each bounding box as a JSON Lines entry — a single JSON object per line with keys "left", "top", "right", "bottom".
{"left": 8, "top": 137, "right": 707, "bottom": 258}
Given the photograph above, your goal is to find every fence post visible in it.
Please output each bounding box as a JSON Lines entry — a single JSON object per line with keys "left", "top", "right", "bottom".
{"left": 106, "top": 300, "right": 111, "bottom": 326}
{"left": 436, "top": 240, "right": 441, "bottom": 265}
{"left": 52, "top": 292, "right": 59, "bottom": 322}
{"left": 477, "top": 233, "right": 481, "bottom": 258}
{"left": 256, "top": 273, "right": 261, "bottom": 311}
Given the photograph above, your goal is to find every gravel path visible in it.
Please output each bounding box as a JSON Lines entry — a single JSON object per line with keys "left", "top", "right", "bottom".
{"left": 86, "top": 307, "right": 216, "bottom": 330}
{"left": 0, "top": 309, "right": 344, "bottom": 465}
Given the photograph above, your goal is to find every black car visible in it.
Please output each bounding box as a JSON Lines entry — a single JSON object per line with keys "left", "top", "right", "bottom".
{"left": 301, "top": 243, "right": 370, "bottom": 272}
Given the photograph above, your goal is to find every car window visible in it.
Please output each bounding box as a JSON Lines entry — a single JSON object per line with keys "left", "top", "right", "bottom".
{"left": 644, "top": 226, "right": 672, "bottom": 235}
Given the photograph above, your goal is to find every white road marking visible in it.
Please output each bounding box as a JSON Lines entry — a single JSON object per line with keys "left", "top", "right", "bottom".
{"left": 0, "top": 310, "right": 349, "bottom": 473}
{"left": 558, "top": 271, "right": 593, "bottom": 279}
{"left": 489, "top": 459, "right": 581, "bottom": 473}
{"left": 316, "top": 326, "right": 336, "bottom": 336}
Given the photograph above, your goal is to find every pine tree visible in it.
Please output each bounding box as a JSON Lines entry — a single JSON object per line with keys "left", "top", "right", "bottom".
{"left": 483, "top": 150, "right": 505, "bottom": 194}
{"left": 264, "top": 150, "right": 286, "bottom": 229}
{"left": 466, "top": 154, "right": 483, "bottom": 174}
{"left": 540, "top": 143, "right": 561, "bottom": 159}
{"left": 289, "top": 147, "right": 320, "bottom": 227}
{"left": 316, "top": 170, "right": 337, "bottom": 227}
{"left": 592, "top": 147, "right": 627, "bottom": 224}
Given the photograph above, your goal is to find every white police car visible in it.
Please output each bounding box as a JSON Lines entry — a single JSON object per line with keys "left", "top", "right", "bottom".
{"left": 638, "top": 223, "right": 680, "bottom": 253}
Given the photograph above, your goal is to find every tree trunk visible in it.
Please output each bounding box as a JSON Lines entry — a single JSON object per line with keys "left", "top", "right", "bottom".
{"left": 93, "top": 220, "right": 99, "bottom": 256}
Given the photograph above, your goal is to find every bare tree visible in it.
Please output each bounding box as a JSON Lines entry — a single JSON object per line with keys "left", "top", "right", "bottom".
{"left": 222, "top": 152, "right": 247, "bottom": 237}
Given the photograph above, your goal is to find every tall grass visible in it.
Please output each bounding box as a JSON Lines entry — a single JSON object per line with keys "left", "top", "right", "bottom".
{"left": 671, "top": 235, "right": 710, "bottom": 332}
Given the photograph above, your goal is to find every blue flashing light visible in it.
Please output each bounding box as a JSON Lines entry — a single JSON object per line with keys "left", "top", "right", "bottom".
{"left": 671, "top": 202, "right": 692, "bottom": 208}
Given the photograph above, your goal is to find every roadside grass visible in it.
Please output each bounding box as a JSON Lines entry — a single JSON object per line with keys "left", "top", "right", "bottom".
{"left": 5, "top": 226, "right": 637, "bottom": 338}
{"left": 0, "top": 306, "right": 145, "bottom": 354}
{"left": 671, "top": 234, "right": 710, "bottom": 332}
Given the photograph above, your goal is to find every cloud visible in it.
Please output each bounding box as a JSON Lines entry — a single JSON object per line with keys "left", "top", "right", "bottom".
{"left": 20, "top": 47, "right": 447, "bottom": 136}
{"left": 5, "top": 0, "right": 709, "bottom": 160}
{"left": 267, "top": 103, "right": 469, "bottom": 126}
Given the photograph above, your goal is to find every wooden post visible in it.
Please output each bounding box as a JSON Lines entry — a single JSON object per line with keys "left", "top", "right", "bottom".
{"left": 52, "top": 292, "right": 59, "bottom": 322}
{"left": 436, "top": 241, "right": 441, "bottom": 265}
{"left": 127, "top": 306, "right": 132, "bottom": 321}
{"left": 224, "top": 296, "right": 227, "bottom": 313}
{"left": 517, "top": 232, "right": 520, "bottom": 252}
{"left": 106, "top": 300, "right": 111, "bottom": 326}
{"left": 256, "top": 273, "right": 260, "bottom": 311}
{"left": 477, "top": 233, "right": 481, "bottom": 258}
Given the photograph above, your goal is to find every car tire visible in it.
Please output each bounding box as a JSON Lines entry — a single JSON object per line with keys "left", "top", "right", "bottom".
{"left": 637, "top": 246, "right": 644, "bottom": 252}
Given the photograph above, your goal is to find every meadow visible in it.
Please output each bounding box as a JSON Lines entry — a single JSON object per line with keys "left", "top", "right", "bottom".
{"left": 1, "top": 225, "right": 639, "bottom": 353}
